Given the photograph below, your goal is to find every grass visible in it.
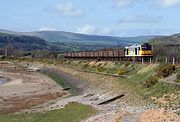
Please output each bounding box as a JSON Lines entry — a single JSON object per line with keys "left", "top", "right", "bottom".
{"left": 176, "top": 68, "right": 180, "bottom": 83}
{"left": 147, "top": 82, "right": 180, "bottom": 97}
{"left": 42, "top": 70, "right": 66, "bottom": 87}
{"left": 0, "top": 102, "right": 97, "bottom": 122}
{"left": 117, "top": 68, "right": 179, "bottom": 96}
{"left": 62, "top": 60, "right": 180, "bottom": 101}
{"left": 115, "top": 71, "right": 156, "bottom": 97}
{"left": 39, "top": 69, "right": 78, "bottom": 95}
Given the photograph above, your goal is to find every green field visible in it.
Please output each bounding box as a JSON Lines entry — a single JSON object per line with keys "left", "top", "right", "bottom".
{"left": 0, "top": 102, "right": 97, "bottom": 122}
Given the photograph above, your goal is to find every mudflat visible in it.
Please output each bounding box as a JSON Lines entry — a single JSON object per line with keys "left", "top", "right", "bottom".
{"left": 0, "top": 62, "right": 67, "bottom": 114}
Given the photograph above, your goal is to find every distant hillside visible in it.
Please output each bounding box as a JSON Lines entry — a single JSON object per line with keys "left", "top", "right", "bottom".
{"left": 0, "top": 32, "right": 59, "bottom": 51}
{"left": 0, "top": 29, "right": 157, "bottom": 51}
{"left": 150, "top": 33, "right": 180, "bottom": 45}
{"left": 149, "top": 33, "right": 180, "bottom": 61}
{"left": 0, "top": 32, "right": 67, "bottom": 54}
{"left": 23, "top": 31, "right": 157, "bottom": 49}
{"left": 23, "top": 31, "right": 154, "bottom": 44}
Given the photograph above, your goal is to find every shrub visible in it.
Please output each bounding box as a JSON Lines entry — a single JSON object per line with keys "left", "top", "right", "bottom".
{"left": 117, "top": 69, "right": 127, "bottom": 75}
{"left": 96, "top": 66, "right": 107, "bottom": 72}
{"left": 157, "top": 64, "right": 176, "bottom": 78}
{"left": 176, "top": 72, "right": 180, "bottom": 83}
{"left": 144, "top": 76, "right": 158, "bottom": 88}
{"left": 82, "top": 63, "right": 89, "bottom": 69}
{"left": 96, "top": 63, "right": 103, "bottom": 68}
{"left": 124, "top": 62, "right": 130, "bottom": 67}
{"left": 38, "top": 58, "right": 48, "bottom": 63}
{"left": 177, "top": 71, "right": 180, "bottom": 79}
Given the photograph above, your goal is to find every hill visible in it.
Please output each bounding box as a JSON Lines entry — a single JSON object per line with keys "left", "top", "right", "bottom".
{"left": 23, "top": 31, "right": 158, "bottom": 50}
{"left": 0, "top": 32, "right": 48, "bottom": 50}
{"left": 150, "top": 33, "right": 180, "bottom": 45}
{"left": 0, "top": 29, "right": 157, "bottom": 51}
{"left": 23, "top": 31, "right": 155, "bottom": 44}
{"left": 149, "top": 33, "right": 180, "bottom": 61}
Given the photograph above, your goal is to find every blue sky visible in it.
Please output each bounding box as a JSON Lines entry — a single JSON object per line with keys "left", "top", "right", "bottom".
{"left": 1, "top": 0, "right": 180, "bottom": 37}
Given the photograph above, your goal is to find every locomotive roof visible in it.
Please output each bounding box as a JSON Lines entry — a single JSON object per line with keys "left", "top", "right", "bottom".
{"left": 125, "top": 43, "right": 151, "bottom": 48}
{"left": 125, "top": 44, "right": 141, "bottom": 48}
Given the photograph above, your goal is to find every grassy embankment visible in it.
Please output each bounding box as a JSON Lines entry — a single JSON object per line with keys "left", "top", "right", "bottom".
{"left": 13, "top": 58, "right": 180, "bottom": 109}
{"left": 39, "top": 68, "right": 79, "bottom": 96}
{"left": 59, "top": 60, "right": 180, "bottom": 109}
{"left": 0, "top": 102, "right": 97, "bottom": 122}
{"left": 15, "top": 58, "right": 180, "bottom": 102}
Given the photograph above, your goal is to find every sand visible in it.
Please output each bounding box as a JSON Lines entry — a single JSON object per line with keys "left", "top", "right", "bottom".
{"left": 0, "top": 62, "right": 68, "bottom": 114}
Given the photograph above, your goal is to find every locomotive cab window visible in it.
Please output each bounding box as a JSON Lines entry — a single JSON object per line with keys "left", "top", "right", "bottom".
{"left": 135, "top": 48, "right": 138, "bottom": 55}
{"left": 126, "top": 48, "right": 129, "bottom": 55}
{"left": 141, "top": 43, "right": 152, "bottom": 50}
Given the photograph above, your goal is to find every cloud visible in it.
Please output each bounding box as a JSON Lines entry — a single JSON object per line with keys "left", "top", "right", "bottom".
{"left": 156, "top": 0, "right": 180, "bottom": 7}
{"left": 76, "top": 24, "right": 96, "bottom": 34}
{"left": 38, "top": 26, "right": 55, "bottom": 31}
{"left": 54, "top": 3, "right": 84, "bottom": 17}
{"left": 112, "top": 0, "right": 180, "bottom": 8}
{"left": 118, "top": 15, "right": 162, "bottom": 24}
{"left": 76, "top": 24, "right": 112, "bottom": 35}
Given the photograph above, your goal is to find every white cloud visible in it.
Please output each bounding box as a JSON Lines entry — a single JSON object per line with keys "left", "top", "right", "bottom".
{"left": 112, "top": 0, "right": 180, "bottom": 8}
{"left": 156, "top": 0, "right": 180, "bottom": 7}
{"left": 54, "top": 3, "right": 84, "bottom": 17}
{"left": 38, "top": 26, "right": 55, "bottom": 31}
{"left": 118, "top": 15, "right": 162, "bottom": 23}
{"left": 76, "top": 24, "right": 96, "bottom": 34}
{"left": 76, "top": 24, "right": 112, "bottom": 35}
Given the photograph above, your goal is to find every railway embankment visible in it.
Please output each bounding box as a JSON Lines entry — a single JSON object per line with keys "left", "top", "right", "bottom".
{"left": 13, "top": 59, "right": 180, "bottom": 121}
{"left": 17, "top": 59, "right": 180, "bottom": 108}
{"left": 48, "top": 60, "right": 180, "bottom": 111}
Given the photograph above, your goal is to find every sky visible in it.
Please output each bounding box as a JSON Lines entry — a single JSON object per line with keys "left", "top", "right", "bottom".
{"left": 0, "top": 0, "right": 180, "bottom": 37}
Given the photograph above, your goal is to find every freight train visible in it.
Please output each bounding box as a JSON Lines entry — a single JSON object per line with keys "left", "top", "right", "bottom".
{"left": 64, "top": 43, "right": 153, "bottom": 60}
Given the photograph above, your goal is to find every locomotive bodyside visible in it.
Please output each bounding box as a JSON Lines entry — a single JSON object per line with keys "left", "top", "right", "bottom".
{"left": 125, "top": 43, "right": 152, "bottom": 57}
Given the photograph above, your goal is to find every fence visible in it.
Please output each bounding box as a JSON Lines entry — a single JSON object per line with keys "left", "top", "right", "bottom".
{"left": 138, "top": 57, "right": 179, "bottom": 65}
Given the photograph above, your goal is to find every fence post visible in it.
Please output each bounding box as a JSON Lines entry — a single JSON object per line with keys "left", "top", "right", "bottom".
{"left": 156, "top": 57, "right": 158, "bottom": 63}
{"left": 165, "top": 57, "right": 168, "bottom": 64}
{"left": 133, "top": 57, "right": 135, "bottom": 64}
{"left": 173, "top": 57, "right": 175, "bottom": 65}
{"left": 150, "top": 58, "right": 152, "bottom": 64}
{"left": 142, "top": 58, "right": 144, "bottom": 64}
